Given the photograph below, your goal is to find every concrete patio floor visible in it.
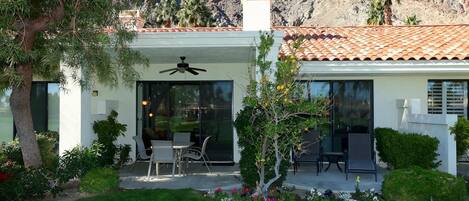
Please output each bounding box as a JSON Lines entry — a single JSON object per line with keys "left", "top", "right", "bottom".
{"left": 120, "top": 162, "right": 385, "bottom": 192}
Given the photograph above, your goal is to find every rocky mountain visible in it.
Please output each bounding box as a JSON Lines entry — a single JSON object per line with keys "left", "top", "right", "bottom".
{"left": 206, "top": 0, "right": 469, "bottom": 27}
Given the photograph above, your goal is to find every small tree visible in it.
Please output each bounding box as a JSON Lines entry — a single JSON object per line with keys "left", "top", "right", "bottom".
{"left": 383, "top": 0, "right": 400, "bottom": 25}
{"left": 93, "top": 110, "right": 127, "bottom": 167}
{"left": 367, "top": 0, "right": 385, "bottom": 25}
{"left": 404, "top": 15, "right": 421, "bottom": 25}
{"left": 153, "top": 0, "right": 179, "bottom": 27}
{"left": 0, "top": 1, "right": 148, "bottom": 168}
{"left": 235, "top": 32, "right": 329, "bottom": 199}
{"left": 177, "top": 0, "right": 213, "bottom": 27}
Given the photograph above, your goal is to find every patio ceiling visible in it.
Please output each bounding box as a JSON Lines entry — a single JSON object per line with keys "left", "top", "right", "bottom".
{"left": 136, "top": 46, "right": 256, "bottom": 64}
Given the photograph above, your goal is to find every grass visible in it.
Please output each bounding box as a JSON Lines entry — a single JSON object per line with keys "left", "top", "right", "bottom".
{"left": 77, "top": 189, "right": 212, "bottom": 201}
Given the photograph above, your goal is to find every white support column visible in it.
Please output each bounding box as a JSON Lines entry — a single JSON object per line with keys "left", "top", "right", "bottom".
{"left": 59, "top": 64, "right": 93, "bottom": 155}
{"left": 242, "top": 0, "right": 271, "bottom": 31}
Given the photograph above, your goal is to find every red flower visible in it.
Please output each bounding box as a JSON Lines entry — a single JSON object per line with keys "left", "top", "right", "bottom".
{"left": 242, "top": 186, "right": 251, "bottom": 194}
{"left": 215, "top": 187, "right": 223, "bottom": 193}
{"left": 231, "top": 187, "right": 238, "bottom": 194}
{"left": 0, "top": 172, "right": 12, "bottom": 182}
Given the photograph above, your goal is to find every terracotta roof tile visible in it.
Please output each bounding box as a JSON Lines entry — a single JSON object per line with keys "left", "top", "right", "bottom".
{"left": 277, "top": 25, "right": 469, "bottom": 61}
{"left": 111, "top": 25, "right": 469, "bottom": 61}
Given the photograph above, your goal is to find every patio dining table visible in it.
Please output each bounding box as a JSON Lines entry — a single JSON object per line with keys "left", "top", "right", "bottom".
{"left": 173, "top": 142, "right": 195, "bottom": 175}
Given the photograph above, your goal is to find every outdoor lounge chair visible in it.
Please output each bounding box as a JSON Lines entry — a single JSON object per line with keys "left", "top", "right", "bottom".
{"left": 182, "top": 136, "right": 211, "bottom": 174}
{"left": 292, "top": 130, "right": 322, "bottom": 175}
{"left": 147, "top": 140, "right": 176, "bottom": 177}
{"left": 345, "top": 133, "right": 377, "bottom": 182}
{"left": 133, "top": 135, "right": 151, "bottom": 160}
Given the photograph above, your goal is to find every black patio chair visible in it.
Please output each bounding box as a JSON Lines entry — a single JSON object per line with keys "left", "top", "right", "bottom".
{"left": 292, "top": 130, "right": 322, "bottom": 175}
{"left": 345, "top": 133, "right": 377, "bottom": 182}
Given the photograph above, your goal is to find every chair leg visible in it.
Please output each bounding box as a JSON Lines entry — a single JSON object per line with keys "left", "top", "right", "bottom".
{"left": 293, "top": 162, "right": 297, "bottom": 175}
{"left": 202, "top": 156, "right": 211, "bottom": 173}
{"left": 172, "top": 160, "right": 176, "bottom": 177}
{"left": 155, "top": 162, "right": 159, "bottom": 176}
{"left": 316, "top": 162, "right": 319, "bottom": 176}
{"left": 147, "top": 155, "right": 153, "bottom": 178}
{"left": 375, "top": 172, "right": 377, "bottom": 182}
{"left": 346, "top": 172, "right": 348, "bottom": 180}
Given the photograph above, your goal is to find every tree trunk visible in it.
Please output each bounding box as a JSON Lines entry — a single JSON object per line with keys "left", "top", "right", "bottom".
{"left": 10, "top": 63, "right": 43, "bottom": 168}
{"left": 384, "top": 4, "right": 393, "bottom": 25}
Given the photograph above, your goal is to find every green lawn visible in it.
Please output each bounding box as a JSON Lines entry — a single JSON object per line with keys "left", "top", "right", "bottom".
{"left": 78, "top": 189, "right": 212, "bottom": 201}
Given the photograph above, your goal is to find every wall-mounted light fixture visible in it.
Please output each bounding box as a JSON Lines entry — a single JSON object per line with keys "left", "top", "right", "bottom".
{"left": 142, "top": 100, "right": 149, "bottom": 106}
{"left": 148, "top": 112, "right": 154, "bottom": 117}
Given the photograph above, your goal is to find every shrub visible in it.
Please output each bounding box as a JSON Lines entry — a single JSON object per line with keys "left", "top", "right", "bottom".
{"left": 56, "top": 143, "right": 103, "bottom": 183}
{"left": 382, "top": 167, "right": 467, "bottom": 201}
{"left": 116, "top": 144, "right": 131, "bottom": 167}
{"left": 80, "top": 167, "right": 119, "bottom": 193}
{"left": 375, "top": 128, "right": 440, "bottom": 169}
{"left": 450, "top": 117, "right": 469, "bottom": 158}
{"left": 0, "top": 167, "right": 55, "bottom": 201}
{"left": 93, "top": 110, "right": 127, "bottom": 166}
{"left": 0, "top": 132, "right": 59, "bottom": 170}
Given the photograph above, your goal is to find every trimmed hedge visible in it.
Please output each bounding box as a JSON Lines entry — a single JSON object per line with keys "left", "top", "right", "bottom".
{"left": 80, "top": 168, "right": 119, "bottom": 193}
{"left": 382, "top": 167, "right": 467, "bottom": 201}
{"left": 375, "top": 128, "right": 439, "bottom": 169}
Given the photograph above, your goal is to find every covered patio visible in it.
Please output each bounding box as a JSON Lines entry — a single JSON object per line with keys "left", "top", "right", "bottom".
{"left": 119, "top": 163, "right": 386, "bottom": 192}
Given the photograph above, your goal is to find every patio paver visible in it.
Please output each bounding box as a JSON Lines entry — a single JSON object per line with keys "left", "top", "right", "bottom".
{"left": 120, "top": 162, "right": 386, "bottom": 192}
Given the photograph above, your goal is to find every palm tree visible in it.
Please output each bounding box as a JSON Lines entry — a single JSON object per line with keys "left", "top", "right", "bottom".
{"left": 383, "top": 0, "right": 401, "bottom": 25}
{"left": 404, "top": 15, "right": 421, "bottom": 25}
{"left": 154, "top": 0, "right": 179, "bottom": 27}
{"left": 367, "top": 0, "right": 384, "bottom": 25}
{"left": 177, "top": 0, "right": 213, "bottom": 27}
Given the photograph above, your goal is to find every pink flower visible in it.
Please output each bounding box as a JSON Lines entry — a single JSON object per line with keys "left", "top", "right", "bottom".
{"left": 215, "top": 187, "right": 223, "bottom": 194}
{"left": 266, "top": 197, "right": 277, "bottom": 201}
{"left": 231, "top": 187, "right": 238, "bottom": 194}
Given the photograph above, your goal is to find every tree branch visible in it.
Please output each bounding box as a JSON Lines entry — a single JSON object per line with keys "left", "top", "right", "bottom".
{"left": 263, "top": 137, "right": 282, "bottom": 197}
{"left": 30, "top": 0, "right": 65, "bottom": 33}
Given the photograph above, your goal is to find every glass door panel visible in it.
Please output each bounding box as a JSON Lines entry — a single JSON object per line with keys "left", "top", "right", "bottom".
{"left": 137, "top": 81, "right": 234, "bottom": 162}
{"left": 309, "top": 80, "right": 372, "bottom": 153}
{"left": 200, "top": 82, "right": 233, "bottom": 161}
{"left": 170, "top": 84, "right": 200, "bottom": 134}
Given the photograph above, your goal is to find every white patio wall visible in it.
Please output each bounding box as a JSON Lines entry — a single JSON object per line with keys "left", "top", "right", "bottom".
{"left": 59, "top": 65, "right": 93, "bottom": 155}
{"left": 399, "top": 113, "right": 457, "bottom": 175}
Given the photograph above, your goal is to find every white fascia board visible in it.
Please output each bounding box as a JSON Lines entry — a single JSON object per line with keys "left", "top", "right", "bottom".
{"left": 301, "top": 60, "right": 469, "bottom": 75}
{"left": 129, "top": 31, "right": 284, "bottom": 48}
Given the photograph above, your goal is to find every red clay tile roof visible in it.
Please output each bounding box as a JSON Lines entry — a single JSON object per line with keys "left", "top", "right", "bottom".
{"left": 126, "top": 25, "right": 469, "bottom": 61}
{"left": 277, "top": 25, "right": 469, "bottom": 61}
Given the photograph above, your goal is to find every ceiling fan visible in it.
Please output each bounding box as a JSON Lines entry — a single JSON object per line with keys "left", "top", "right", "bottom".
{"left": 159, "top": 56, "right": 207, "bottom": 75}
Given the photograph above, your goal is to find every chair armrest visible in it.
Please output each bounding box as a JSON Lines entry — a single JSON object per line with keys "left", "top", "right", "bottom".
{"left": 186, "top": 148, "right": 202, "bottom": 155}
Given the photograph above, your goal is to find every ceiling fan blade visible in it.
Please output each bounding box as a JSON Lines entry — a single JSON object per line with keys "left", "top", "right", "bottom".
{"left": 190, "top": 67, "right": 207, "bottom": 72}
{"left": 160, "top": 68, "right": 179, "bottom": 73}
{"left": 186, "top": 68, "right": 199, "bottom": 75}
{"left": 169, "top": 70, "right": 178, "bottom": 75}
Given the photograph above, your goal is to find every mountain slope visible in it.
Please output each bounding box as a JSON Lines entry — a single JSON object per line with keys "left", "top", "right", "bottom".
{"left": 207, "top": 0, "right": 469, "bottom": 27}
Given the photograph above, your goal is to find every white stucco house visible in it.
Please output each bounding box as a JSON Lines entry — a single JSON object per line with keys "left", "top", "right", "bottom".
{"left": 0, "top": 0, "right": 468, "bottom": 175}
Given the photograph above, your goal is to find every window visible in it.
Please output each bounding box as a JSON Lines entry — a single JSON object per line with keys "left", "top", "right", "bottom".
{"left": 428, "top": 80, "right": 468, "bottom": 118}
{"left": 0, "top": 82, "right": 60, "bottom": 142}
{"left": 0, "top": 89, "right": 13, "bottom": 142}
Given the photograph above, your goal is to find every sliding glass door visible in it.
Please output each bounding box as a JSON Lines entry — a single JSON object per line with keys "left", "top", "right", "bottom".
{"left": 306, "top": 80, "right": 373, "bottom": 152}
{"left": 137, "top": 81, "right": 234, "bottom": 162}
